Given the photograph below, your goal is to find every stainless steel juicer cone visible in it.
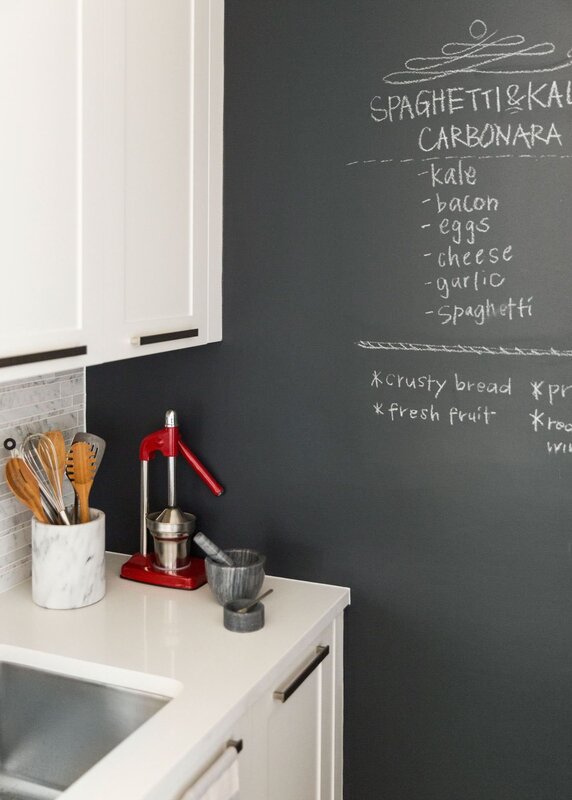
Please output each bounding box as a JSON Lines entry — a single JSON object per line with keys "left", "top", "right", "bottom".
{"left": 147, "top": 507, "right": 197, "bottom": 572}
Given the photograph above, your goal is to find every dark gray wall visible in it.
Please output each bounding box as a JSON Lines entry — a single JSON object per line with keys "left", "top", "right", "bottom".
{"left": 88, "top": 2, "right": 572, "bottom": 797}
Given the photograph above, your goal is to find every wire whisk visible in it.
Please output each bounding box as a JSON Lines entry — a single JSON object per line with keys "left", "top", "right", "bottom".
{"left": 21, "top": 433, "right": 70, "bottom": 525}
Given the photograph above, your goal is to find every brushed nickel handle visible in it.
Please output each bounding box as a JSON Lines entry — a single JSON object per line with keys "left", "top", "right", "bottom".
{"left": 273, "top": 645, "right": 330, "bottom": 703}
{"left": 184, "top": 739, "right": 243, "bottom": 796}
{"left": 131, "top": 328, "right": 198, "bottom": 346}
{"left": 0, "top": 346, "right": 87, "bottom": 369}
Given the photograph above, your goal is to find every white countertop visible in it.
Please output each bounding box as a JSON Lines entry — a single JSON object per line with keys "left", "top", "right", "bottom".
{"left": 0, "top": 553, "right": 350, "bottom": 799}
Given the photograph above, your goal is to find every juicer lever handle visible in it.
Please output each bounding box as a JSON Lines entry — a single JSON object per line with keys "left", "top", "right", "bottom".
{"left": 139, "top": 420, "right": 224, "bottom": 496}
{"left": 178, "top": 440, "right": 224, "bottom": 496}
{"left": 139, "top": 427, "right": 178, "bottom": 461}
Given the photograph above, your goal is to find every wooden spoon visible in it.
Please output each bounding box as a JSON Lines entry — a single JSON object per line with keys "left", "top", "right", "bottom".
{"left": 66, "top": 442, "right": 97, "bottom": 524}
{"left": 5, "top": 458, "right": 49, "bottom": 523}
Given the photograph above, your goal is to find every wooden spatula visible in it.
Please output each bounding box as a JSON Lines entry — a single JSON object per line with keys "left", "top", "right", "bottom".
{"left": 66, "top": 442, "right": 97, "bottom": 524}
{"left": 5, "top": 458, "right": 49, "bottom": 523}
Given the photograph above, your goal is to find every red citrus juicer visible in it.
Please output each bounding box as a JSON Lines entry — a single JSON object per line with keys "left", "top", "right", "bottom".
{"left": 120, "top": 410, "right": 224, "bottom": 589}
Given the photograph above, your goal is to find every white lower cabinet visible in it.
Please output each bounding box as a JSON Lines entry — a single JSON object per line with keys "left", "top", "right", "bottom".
{"left": 170, "top": 616, "right": 344, "bottom": 800}
{"left": 154, "top": 720, "right": 251, "bottom": 800}
{"left": 248, "top": 620, "right": 341, "bottom": 800}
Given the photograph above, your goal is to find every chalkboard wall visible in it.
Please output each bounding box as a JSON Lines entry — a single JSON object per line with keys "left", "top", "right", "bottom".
{"left": 88, "top": 2, "right": 572, "bottom": 797}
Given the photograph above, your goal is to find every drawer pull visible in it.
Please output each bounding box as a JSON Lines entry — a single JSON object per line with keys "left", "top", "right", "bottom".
{"left": 131, "top": 328, "right": 199, "bottom": 346}
{"left": 182, "top": 740, "right": 241, "bottom": 799}
{"left": 273, "top": 645, "right": 329, "bottom": 703}
{"left": 0, "top": 346, "right": 87, "bottom": 369}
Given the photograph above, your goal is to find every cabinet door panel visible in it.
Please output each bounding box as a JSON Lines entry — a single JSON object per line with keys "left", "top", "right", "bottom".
{"left": 0, "top": 1, "right": 103, "bottom": 381}
{"left": 0, "top": 4, "right": 77, "bottom": 334}
{"left": 268, "top": 665, "right": 322, "bottom": 800}
{"left": 104, "top": 0, "right": 223, "bottom": 363}
{"left": 248, "top": 621, "right": 341, "bottom": 800}
{"left": 124, "top": 0, "right": 192, "bottom": 324}
{"left": 145, "top": 720, "right": 250, "bottom": 800}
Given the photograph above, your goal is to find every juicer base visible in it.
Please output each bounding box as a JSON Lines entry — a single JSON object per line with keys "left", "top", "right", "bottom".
{"left": 120, "top": 553, "right": 207, "bottom": 589}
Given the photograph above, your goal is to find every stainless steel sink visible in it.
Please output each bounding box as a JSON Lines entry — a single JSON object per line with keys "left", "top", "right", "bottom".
{"left": 0, "top": 661, "right": 171, "bottom": 799}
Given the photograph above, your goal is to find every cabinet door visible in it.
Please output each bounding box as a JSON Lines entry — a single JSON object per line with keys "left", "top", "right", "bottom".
{"left": 103, "top": 0, "right": 223, "bottom": 364}
{"left": 145, "top": 718, "right": 252, "bottom": 800}
{"left": 0, "top": 1, "right": 104, "bottom": 382}
{"left": 248, "top": 618, "right": 344, "bottom": 800}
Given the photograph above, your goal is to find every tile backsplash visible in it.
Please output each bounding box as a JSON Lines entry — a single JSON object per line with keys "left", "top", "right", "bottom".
{"left": 0, "top": 369, "right": 85, "bottom": 593}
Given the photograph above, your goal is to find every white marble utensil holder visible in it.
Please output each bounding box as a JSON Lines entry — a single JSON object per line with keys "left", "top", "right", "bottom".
{"left": 31, "top": 510, "right": 106, "bottom": 609}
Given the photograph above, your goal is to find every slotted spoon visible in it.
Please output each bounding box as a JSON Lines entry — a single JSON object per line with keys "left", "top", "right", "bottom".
{"left": 70, "top": 432, "right": 106, "bottom": 523}
{"left": 66, "top": 442, "right": 97, "bottom": 524}
{"left": 71, "top": 432, "right": 106, "bottom": 472}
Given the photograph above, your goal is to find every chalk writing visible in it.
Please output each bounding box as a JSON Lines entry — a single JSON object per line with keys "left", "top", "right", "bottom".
{"left": 449, "top": 405, "right": 496, "bottom": 424}
{"left": 526, "top": 377, "right": 572, "bottom": 453}
{"left": 433, "top": 193, "right": 499, "bottom": 213}
{"left": 367, "top": 366, "right": 572, "bottom": 454}
{"left": 368, "top": 368, "right": 504, "bottom": 427}
{"left": 529, "top": 409, "right": 572, "bottom": 432}
{"left": 371, "top": 370, "right": 511, "bottom": 397}
{"left": 433, "top": 297, "right": 533, "bottom": 326}
{"left": 437, "top": 216, "right": 491, "bottom": 244}
{"left": 418, "top": 122, "right": 562, "bottom": 152}
{"left": 430, "top": 272, "right": 506, "bottom": 299}
{"left": 373, "top": 401, "right": 496, "bottom": 425}
{"left": 383, "top": 403, "right": 441, "bottom": 422}
{"left": 546, "top": 442, "right": 572, "bottom": 454}
{"left": 372, "top": 82, "right": 572, "bottom": 126}
{"left": 353, "top": 20, "right": 572, "bottom": 459}
{"left": 435, "top": 244, "right": 513, "bottom": 269}
{"left": 371, "top": 82, "right": 572, "bottom": 122}
{"left": 370, "top": 371, "right": 447, "bottom": 398}
{"left": 530, "top": 381, "right": 572, "bottom": 405}
{"left": 413, "top": 156, "right": 534, "bottom": 326}
{"left": 454, "top": 373, "right": 511, "bottom": 394}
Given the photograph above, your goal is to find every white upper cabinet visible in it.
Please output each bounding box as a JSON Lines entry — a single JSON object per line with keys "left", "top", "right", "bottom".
{"left": 103, "top": 0, "right": 223, "bottom": 362}
{"left": 0, "top": 1, "right": 104, "bottom": 380}
{"left": 0, "top": 0, "right": 223, "bottom": 382}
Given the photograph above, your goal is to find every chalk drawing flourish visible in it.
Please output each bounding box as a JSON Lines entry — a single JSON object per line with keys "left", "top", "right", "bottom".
{"left": 356, "top": 341, "right": 572, "bottom": 357}
{"left": 383, "top": 19, "right": 572, "bottom": 85}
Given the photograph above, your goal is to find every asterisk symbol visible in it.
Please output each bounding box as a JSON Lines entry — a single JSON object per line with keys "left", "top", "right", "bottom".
{"left": 371, "top": 371, "right": 383, "bottom": 388}
{"left": 373, "top": 402, "right": 384, "bottom": 415}
{"left": 529, "top": 408, "right": 544, "bottom": 432}
{"left": 530, "top": 381, "right": 544, "bottom": 401}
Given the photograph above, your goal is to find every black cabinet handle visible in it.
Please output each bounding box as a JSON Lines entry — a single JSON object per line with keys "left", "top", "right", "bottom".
{"left": 131, "top": 328, "right": 198, "bottom": 346}
{"left": 273, "top": 645, "right": 330, "bottom": 703}
{"left": 0, "top": 346, "right": 87, "bottom": 369}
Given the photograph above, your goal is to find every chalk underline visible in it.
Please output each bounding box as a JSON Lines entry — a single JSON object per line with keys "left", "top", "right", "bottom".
{"left": 346, "top": 153, "right": 572, "bottom": 166}
{"left": 356, "top": 341, "right": 572, "bottom": 357}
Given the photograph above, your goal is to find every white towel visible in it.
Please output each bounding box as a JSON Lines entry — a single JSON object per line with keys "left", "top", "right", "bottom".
{"left": 180, "top": 746, "right": 240, "bottom": 800}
